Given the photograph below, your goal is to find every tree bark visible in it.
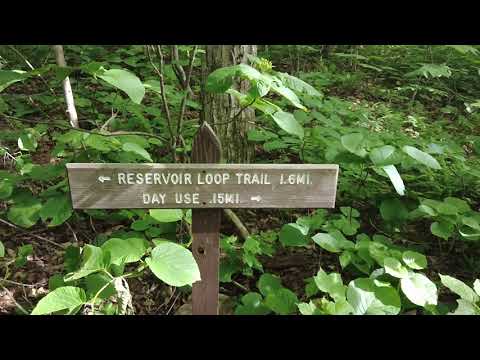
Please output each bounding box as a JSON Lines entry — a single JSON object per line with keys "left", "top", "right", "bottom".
{"left": 201, "top": 45, "right": 257, "bottom": 163}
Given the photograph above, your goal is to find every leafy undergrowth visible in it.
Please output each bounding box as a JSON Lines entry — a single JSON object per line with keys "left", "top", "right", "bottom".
{"left": 1, "top": 45, "right": 480, "bottom": 315}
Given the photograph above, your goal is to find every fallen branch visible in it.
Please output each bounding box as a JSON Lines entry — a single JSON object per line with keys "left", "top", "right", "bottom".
{"left": 223, "top": 209, "right": 250, "bottom": 240}
{"left": 0, "top": 218, "right": 66, "bottom": 249}
{"left": 0, "top": 285, "right": 29, "bottom": 315}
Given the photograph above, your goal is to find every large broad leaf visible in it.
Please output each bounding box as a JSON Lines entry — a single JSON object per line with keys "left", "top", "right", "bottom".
{"left": 382, "top": 165, "right": 405, "bottom": 196}
{"left": 275, "top": 72, "right": 321, "bottom": 96}
{"left": 383, "top": 257, "right": 409, "bottom": 279}
{"left": 7, "top": 198, "right": 42, "bottom": 228}
{"left": 439, "top": 274, "right": 479, "bottom": 303}
{"left": 270, "top": 82, "right": 307, "bottom": 110}
{"left": 314, "top": 268, "right": 346, "bottom": 301}
{"left": 0, "top": 179, "right": 14, "bottom": 200}
{"left": 312, "top": 232, "right": 355, "bottom": 253}
{"left": 474, "top": 279, "right": 480, "bottom": 297}
{"left": 18, "top": 132, "right": 38, "bottom": 151}
{"left": 149, "top": 209, "right": 184, "bottom": 223}
{"left": 85, "top": 272, "right": 117, "bottom": 300}
{"left": 264, "top": 288, "right": 299, "bottom": 315}
{"left": 31, "top": 286, "right": 86, "bottom": 315}
{"left": 402, "top": 145, "right": 441, "bottom": 170}
{"left": 97, "top": 68, "right": 145, "bottom": 104}
{"left": 298, "top": 301, "right": 322, "bottom": 315}
{"left": 206, "top": 64, "right": 264, "bottom": 93}
{"left": 402, "top": 251, "right": 427, "bottom": 270}
{"left": 270, "top": 111, "right": 304, "bottom": 139}
{"left": 122, "top": 142, "right": 153, "bottom": 162}
{"left": 65, "top": 245, "right": 105, "bottom": 281}
{"left": 380, "top": 198, "right": 408, "bottom": 222}
{"left": 347, "top": 278, "right": 401, "bottom": 315}
{"left": 400, "top": 272, "right": 438, "bottom": 307}
{"left": 369, "top": 145, "right": 396, "bottom": 166}
{"left": 0, "top": 70, "right": 28, "bottom": 92}
{"left": 101, "top": 237, "right": 149, "bottom": 265}
{"left": 430, "top": 221, "right": 454, "bottom": 240}
{"left": 341, "top": 133, "right": 367, "bottom": 157}
{"left": 234, "top": 292, "right": 271, "bottom": 315}
{"left": 279, "top": 223, "right": 309, "bottom": 247}
{"left": 145, "top": 242, "right": 200, "bottom": 287}
{"left": 451, "top": 299, "right": 480, "bottom": 315}
{"left": 39, "top": 195, "right": 73, "bottom": 227}
{"left": 258, "top": 273, "right": 283, "bottom": 297}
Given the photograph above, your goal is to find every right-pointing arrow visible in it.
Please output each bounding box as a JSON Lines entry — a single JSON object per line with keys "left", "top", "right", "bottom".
{"left": 250, "top": 195, "right": 262, "bottom": 202}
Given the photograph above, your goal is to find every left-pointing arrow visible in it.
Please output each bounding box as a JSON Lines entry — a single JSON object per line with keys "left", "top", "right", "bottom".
{"left": 98, "top": 176, "right": 111, "bottom": 183}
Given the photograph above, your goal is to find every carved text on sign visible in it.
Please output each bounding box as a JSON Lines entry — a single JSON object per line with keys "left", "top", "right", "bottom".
{"left": 66, "top": 163, "right": 339, "bottom": 209}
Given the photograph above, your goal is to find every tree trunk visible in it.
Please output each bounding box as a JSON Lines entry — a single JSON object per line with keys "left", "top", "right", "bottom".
{"left": 201, "top": 45, "right": 257, "bottom": 163}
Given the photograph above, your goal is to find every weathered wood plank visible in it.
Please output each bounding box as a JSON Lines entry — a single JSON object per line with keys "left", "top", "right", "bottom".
{"left": 191, "top": 122, "right": 222, "bottom": 315}
{"left": 66, "top": 163, "right": 339, "bottom": 209}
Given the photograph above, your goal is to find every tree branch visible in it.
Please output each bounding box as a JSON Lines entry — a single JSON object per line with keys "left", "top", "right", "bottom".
{"left": 52, "top": 45, "right": 79, "bottom": 128}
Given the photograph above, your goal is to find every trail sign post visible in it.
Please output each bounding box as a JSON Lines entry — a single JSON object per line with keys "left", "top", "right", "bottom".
{"left": 66, "top": 123, "right": 339, "bottom": 315}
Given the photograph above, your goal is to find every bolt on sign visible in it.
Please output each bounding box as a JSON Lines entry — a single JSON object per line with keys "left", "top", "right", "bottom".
{"left": 66, "top": 123, "right": 339, "bottom": 315}
{"left": 66, "top": 163, "right": 339, "bottom": 209}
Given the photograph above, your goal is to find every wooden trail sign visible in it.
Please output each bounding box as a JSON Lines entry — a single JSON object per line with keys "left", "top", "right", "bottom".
{"left": 65, "top": 164, "right": 339, "bottom": 210}
{"left": 66, "top": 123, "right": 339, "bottom": 315}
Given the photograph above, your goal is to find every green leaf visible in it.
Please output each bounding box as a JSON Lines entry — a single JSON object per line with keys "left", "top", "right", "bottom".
{"left": 149, "top": 209, "right": 183, "bottom": 223}
{"left": 451, "top": 299, "right": 480, "bottom": 315}
{"left": 298, "top": 301, "right": 322, "bottom": 315}
{"left": 382, "top": 165, "right": 405, "bottom": 196}
{"left": 275, "top": 72, "right": 322, "bottom": 96}
{"left": 314, "top": 268, "right": 346, "bottom": 301}
{"left": 340, "top": 207, "right": 360, "bottom": 218}
{"left": 0, "top": 241, "right": 4, "bottom": 258}
{"left": 445, "top": 197, "right": 471, "bottom": 213}
{"left": 402, "top": 251, "right": 428, "bottom": 270}
{"left": 234, "top": 292, "right": 271, "bottom": 315}
{"left": 101, "top": 237, "right": 149, "bottom": 265}
{"left": 402, "top": 145, "right": 441, "bottom": 170}
{"left": 97, "top": 68, "right": 145, "bottom": 104}
{"left": 279, "top": 223, "right": 309, "bottom": 247}
{"left": 439, "top": 274, "right": 479, "bottom": 303}
{"left": 400, "top": 273, "right": 438, "bottom": 307}
{"left": 0, "top": 70, "right": 28, "bottom": 92}
{"left": 339, "top": 251, "right": 353, "bottom": 269}
{"left": 145, "top": 242, "right": 200, "bottom": 287}
{"left": 131, "top": 219, "right": 151, "bottom": 231}
{"left": 0, "top": 179, "right": 14, "bottom": 200}
{"left": 122, "top": 142, "right": 153, "bottom": 162}
{"left": 347, "top": 278, "right": 401, "bottom": 315}
{"left": 31, "top": 286, "right": 86, "bottom": 315}
{"left": 85, "top": 273, "right": 116, "bottom": 300}
{"left": 18, "top": 132, "right": 38, "bottom": 151}
{"left": 430, "top": 221, "right": 454, "bottom": 240}
{"left": 48, "top": 274, "right": 66, "bottom": 291}
{"left": 270, "top": 111, "right": 304, "bottom": 139}
{"left": 84, "top": 134, "right": 119, "bottom": 152}
{"left": 258, "top": 273, "right": 283, "bottom": 297}
{"left": 264, "top": 288, "right": 299, "bottom": 315}
{"left": 39, "top": 195, "right": 73, "bottom": 227}
{"left": 341, "top": 133, "right": 367, "bottom": 157}
{"left": 380, "top": 198, "right": 408, "bottom": 222}
{"left": 474, "top": 280, "right": 480, "bottom": 297}
{"left": 383, "top": 257, "right": 409, "bottom": 279}
{"left": 65, "top": 245, "right": 105, "bottom": 281}
{"left": 312, "top": 232, "right": 355, "bottom": 253}
{"left": 270, "top": 83, "right": 306, "bottom": 110}
{"left": 369, "top": 145, "right": 396, "bottom": 166}
{"left": 7, "top": 198, "right": 42, "bottom": 228}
